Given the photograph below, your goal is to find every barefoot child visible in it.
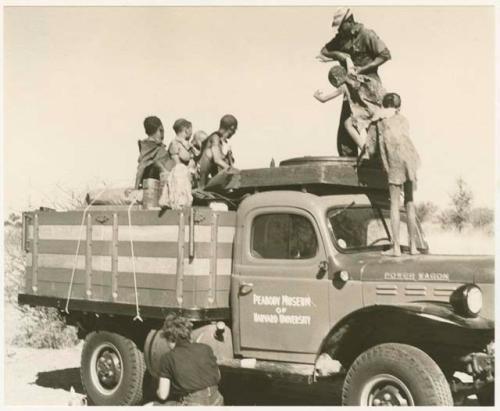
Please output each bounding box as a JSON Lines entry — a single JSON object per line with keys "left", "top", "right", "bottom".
{"left": 314, "top": 63, "right": 385, "bottom": 155}
{"left": 375, "top": 93, "right": 420, "bottom": 257}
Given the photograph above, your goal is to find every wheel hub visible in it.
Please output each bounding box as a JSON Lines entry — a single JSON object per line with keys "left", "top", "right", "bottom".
{"left": 371, "top": 384, "right": 409, "bottom": 406}
{"left": 361, "top": 374, "right": 415, "bottom": 406}
{"left": 90, "top": 342, "right": 124, "bottom": 395}
{"left": 96, "top": 350, "right": 122, "bottom": 388}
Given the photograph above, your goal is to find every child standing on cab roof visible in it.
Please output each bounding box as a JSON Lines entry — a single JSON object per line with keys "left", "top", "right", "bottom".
{"left": 371, "top": 92, "right": 421, "bottom": 257}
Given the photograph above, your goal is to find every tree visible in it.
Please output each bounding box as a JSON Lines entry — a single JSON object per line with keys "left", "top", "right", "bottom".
{"left": 447, "top": 178, "right": 473, "bottom": 232}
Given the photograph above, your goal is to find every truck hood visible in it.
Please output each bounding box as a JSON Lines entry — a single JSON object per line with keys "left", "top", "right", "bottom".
{"left": 337, "top": 253, "right": 494, "bottom": 284}
{"left": 336, "top": 253, "right": 494, "bottom": 320}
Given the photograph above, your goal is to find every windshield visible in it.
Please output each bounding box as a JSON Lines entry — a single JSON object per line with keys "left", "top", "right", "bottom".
{"left": 327, "top": 205, "right": 425, "bottom": 252}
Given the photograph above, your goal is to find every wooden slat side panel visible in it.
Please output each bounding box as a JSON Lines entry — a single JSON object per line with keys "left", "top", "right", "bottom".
{"left": 85, "top": 214, "right": 92, "bottom": 299}
{"left": 32, "top": 214, "right": 39, "bottom": 294}
{"left": 33, "top": 268, "right": 231, "bottom": 291}
{"left": 27, "top": 254, "right": 232, "bottom": 276}
{"left": 29, "top": 225, "right": 235, "bottom": 244}
{"left": 36, "top": 240, "right": 233, "bottom": 259}
{"left": 36, "top": 209, "right": 236, "bottom": 227}
{"left": 176, "top": 211, "right": 185, "bottom": 306}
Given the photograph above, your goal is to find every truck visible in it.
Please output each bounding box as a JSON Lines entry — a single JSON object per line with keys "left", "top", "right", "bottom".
{"left": 18, "top": 157, "right": 494, "bottom": 406}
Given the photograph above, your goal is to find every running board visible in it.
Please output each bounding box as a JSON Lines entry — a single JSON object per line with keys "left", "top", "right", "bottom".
{"left": 218, "top": 358, "right": 317, "bottom": 383}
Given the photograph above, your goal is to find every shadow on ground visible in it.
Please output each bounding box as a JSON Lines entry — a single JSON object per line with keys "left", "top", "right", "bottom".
{"left": 220, "top": 372, "right": 343, "bottom": 405}
{"left": 34, "top": 367, "right": 85, "bottom": 394}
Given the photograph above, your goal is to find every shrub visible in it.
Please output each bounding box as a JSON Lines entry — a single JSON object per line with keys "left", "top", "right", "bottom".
{"left": 470, "top": 207, "right": 494, "bottom": 229}
{"left": 5, "top": 222, "right": 79, "bottom": 348}
{"left": 415, "top": 202, "right": 439, "bottom": 223}
{"left": 449, "top": 178, "right": 473, "bottom": 232}
{"left": 12, "top": 305, "right": 79, "bottom": 349}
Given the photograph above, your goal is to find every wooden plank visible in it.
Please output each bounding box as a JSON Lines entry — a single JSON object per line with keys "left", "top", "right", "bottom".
{"left": 176, "top": 211, "right": 185, "bottom": 306}
{"left": 32, "top": 214, "right": 39, "bottom": 294}
{"left": 112, "top": 213, "right": 119, "bottom": 301}
{"left": 85, "top": 214, "right": 92, "bottom": 299}
{"left": 18, "top": 293, "right": 231, "bottom": 321}
{"left": 28, "top": 253, "right": 232, "bottom": 276}
{"left": 37, "top": 240, "right": 233, "bottom": 259}
{"left": 209, "top": 212, "right": 218, "bottom": 306}
{"left": 37, "top": 208, "right": 236, "bottom": 227}
{"left": 30, "top": 224, "right": 235, "bottom": 243}
{"left": 35, "top": 267, "right": 231, "bottom": 290}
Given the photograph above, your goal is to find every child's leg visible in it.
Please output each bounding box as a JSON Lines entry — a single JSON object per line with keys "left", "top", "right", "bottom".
{"left": 382, "top": 184, "right": 402, "bottom": 257}
{"left": 404, "top": 181, "right": 419, "bottom": 255}
{"left": 344, "top": 117, "right": 365, "bottom": 149}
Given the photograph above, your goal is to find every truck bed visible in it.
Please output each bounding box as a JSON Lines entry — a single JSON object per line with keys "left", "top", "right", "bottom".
{"left": 19, "top": 206, "right": 235, "bottom": 319}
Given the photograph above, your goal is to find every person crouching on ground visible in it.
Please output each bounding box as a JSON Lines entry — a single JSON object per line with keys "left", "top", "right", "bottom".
{"left": 314, "top": 63, "right": 384, "bottom": 156}
{"left": 156, "top": 313, "right": 224, "bottom": 406}
{"left": 374, "top": 92, "right": 421, "bottom": 257}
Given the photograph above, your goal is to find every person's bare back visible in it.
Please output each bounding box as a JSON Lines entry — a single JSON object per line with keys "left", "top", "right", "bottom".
{"left": 198, "top": 115, "right": 238, "bottom": 188}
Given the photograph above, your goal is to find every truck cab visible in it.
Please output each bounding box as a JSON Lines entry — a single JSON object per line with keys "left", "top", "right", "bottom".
{"left": 226, "top": 189, "right": 493, "bottom": 406}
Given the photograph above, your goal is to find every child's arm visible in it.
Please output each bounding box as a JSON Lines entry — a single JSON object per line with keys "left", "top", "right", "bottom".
{"left": 313, "top": 88, "right": 344, "bottom": 103}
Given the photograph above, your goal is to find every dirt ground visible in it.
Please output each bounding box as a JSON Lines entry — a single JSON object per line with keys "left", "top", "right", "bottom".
{"left": 3, "top": 339, "right": 480, "bottom": 407}
{"left": 3, "top": 339, "right": 342, "bottom": 406}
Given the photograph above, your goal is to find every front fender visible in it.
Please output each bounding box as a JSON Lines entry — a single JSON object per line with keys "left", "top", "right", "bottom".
{"left": 318, "top": 303, "right": 494, "bottom": 368}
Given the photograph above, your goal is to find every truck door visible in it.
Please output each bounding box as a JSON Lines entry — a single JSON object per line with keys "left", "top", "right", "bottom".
{"left": 233, "top": 207, "right": 331, "bottom": 362}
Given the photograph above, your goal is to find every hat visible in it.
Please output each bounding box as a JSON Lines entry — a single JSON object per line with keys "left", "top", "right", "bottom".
{"left": 331, "top": 7, "right": 352, "bottom": 27}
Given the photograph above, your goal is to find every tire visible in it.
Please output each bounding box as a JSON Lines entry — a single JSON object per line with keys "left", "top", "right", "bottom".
{"left": 477, "top": 382, "right": 494, "bottom": 406}
{"left": 342, "top": 343, "right": 453, "bottom": 406}
{"left": 81, "top": 331, "right": 145, "bottom": 406}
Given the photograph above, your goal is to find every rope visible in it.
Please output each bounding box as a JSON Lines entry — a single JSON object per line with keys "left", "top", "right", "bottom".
{"left": 64, "top": 187, "right": 107, "bottom": 314}
{"left": 128, "top": 199, "right": 143, "bottom": 322}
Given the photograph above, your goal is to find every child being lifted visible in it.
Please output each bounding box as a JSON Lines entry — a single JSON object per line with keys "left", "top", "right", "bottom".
{"left": 314, "top": 61, "right": 385, "bottom": 157}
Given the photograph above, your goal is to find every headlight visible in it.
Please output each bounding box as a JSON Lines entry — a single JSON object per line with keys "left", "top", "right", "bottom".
{"left": 450, "top": 284, "right": 483, "bottom": 317}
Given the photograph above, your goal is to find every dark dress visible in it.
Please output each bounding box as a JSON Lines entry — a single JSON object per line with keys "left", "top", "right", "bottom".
{"left": 134, "top": 137, "right": 171, "bottom": 189}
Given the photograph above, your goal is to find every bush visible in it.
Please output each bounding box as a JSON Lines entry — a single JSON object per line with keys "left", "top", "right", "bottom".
{"left": 470, "top": 207, "right": 494, "bottom": 229}
{"left": 448, "top": 178, "right": 473, "bottom": 232}
{"left": 12, "top": 305, "right": 79, "bottom": 349}
{"left": 4, "top": 223, "right": 79, "bottom": 349}
{"left": 415, "top": 202, "right": 439, "bottom": 223}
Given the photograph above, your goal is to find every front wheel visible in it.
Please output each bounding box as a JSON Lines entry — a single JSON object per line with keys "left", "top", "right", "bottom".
{"left": 342, "top": 343, "right": 453, "bottom": 406}
{"left": 81, "top": 331, "right": 145, "bottom": 405}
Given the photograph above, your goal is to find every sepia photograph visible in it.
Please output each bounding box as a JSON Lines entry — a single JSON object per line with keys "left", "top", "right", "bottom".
{"left": 2, "top": 2, "right": 496, "bottom": 407}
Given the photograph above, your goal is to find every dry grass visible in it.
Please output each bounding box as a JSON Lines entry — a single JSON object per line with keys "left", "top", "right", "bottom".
{"left": 422, "top": 222, "right": 494, "bottom": 255}
{"left": 4, "top": 224, "right": 78, "bottom": 348}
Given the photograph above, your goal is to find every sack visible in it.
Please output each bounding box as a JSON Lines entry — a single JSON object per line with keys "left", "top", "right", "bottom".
{"left": 86, "top": 187, "right": 143, "bottom": 206}
{"left": 159, "top": 164, "right": 193, "bottom": 210}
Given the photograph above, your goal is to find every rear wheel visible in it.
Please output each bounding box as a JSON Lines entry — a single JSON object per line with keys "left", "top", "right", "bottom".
{"left": 342, "top": 343, "right": 453, "bottom": 406}
{"left": 81, "top": 331, "right": 145, "bottom": 405}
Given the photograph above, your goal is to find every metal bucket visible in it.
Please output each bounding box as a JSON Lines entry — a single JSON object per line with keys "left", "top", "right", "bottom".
{"left": 142, "top": 178, "right": 160, "bottom": 209}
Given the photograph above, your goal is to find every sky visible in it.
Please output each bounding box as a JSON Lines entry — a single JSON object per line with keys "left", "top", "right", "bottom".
{"left": 3, "top": 5, "right": 496, "bottom": 213}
